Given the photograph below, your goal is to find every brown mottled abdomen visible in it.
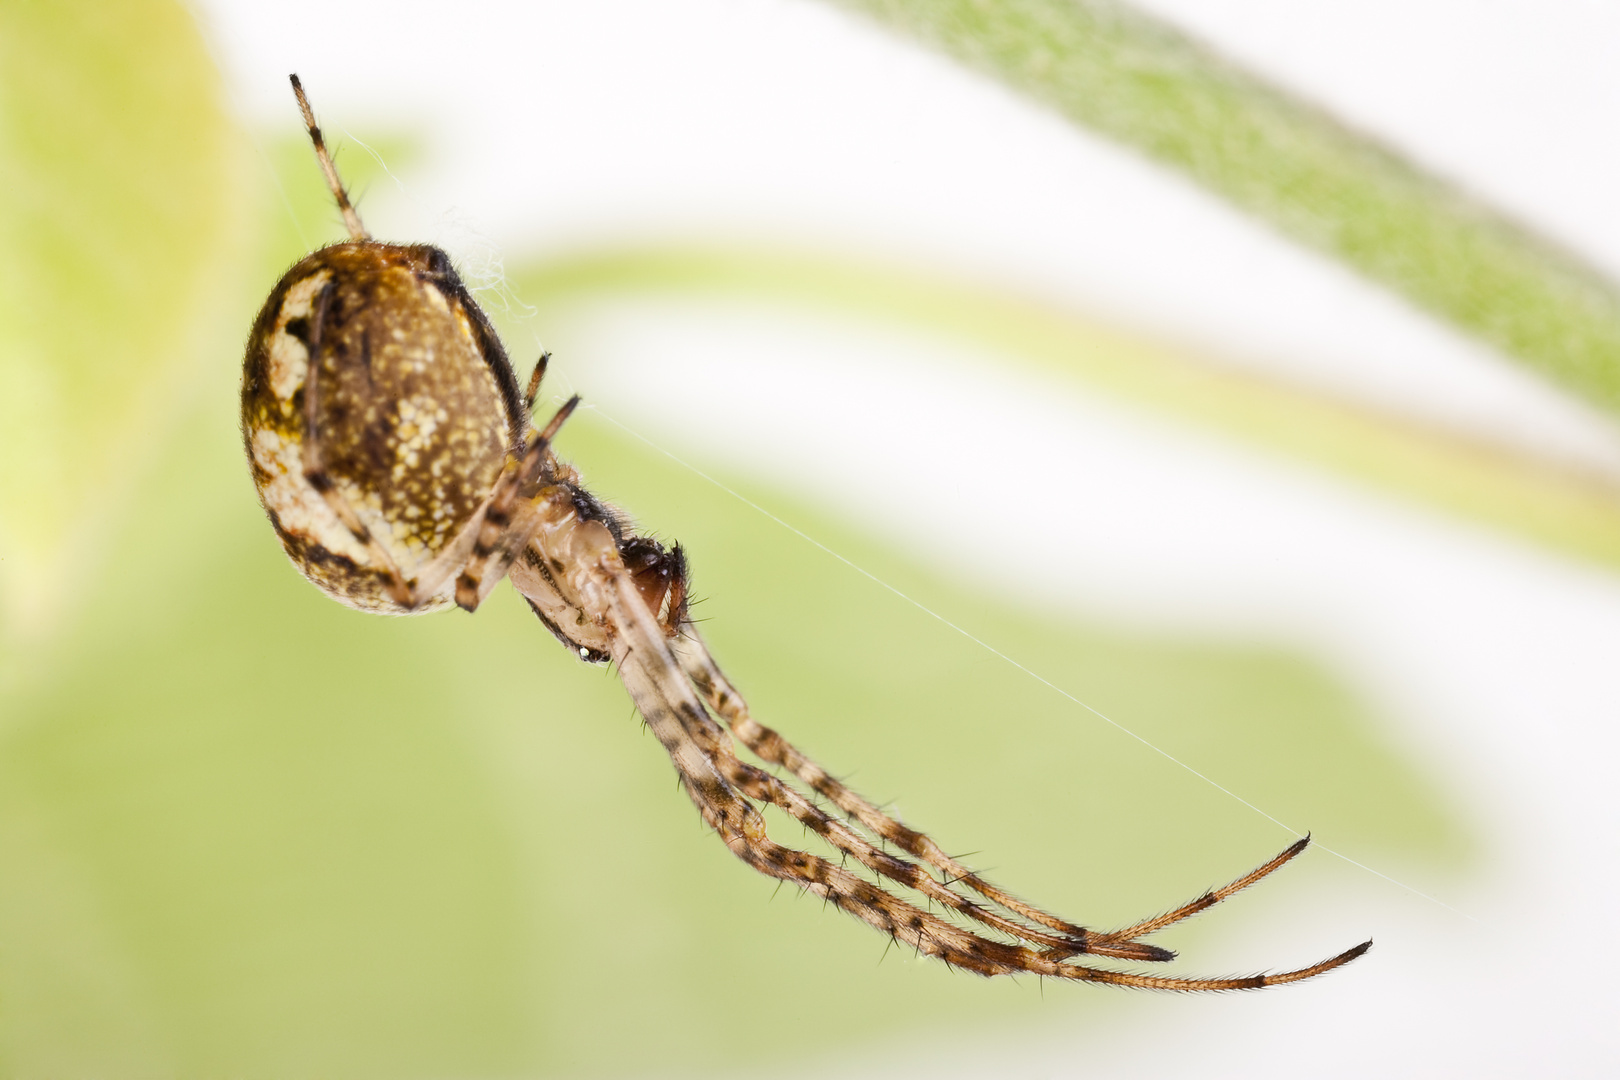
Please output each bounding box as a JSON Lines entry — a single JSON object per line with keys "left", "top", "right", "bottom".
{"left": 241, "top": 242, "right": 519, "bottom": 613}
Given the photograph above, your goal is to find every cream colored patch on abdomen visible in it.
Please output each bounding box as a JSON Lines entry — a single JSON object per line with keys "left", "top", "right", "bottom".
{"left": 268, "top": 269, "right": 333, "bottom": 401}
{"left": 249, "top": 425, "right": 372, "bottom": 567}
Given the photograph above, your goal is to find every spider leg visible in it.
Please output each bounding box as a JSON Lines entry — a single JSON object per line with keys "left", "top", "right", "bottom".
{"left": 647, "top": 645, "right": 1129, "bottom": 955}
{"left": 669, "top": 631, "right": 1375, "bottom": 971}
{"left": 598, "top": 552, "right": 1375, "bottom": 985}
{"left": 289, "top": 75, "right": 367, "bottom": 242}
{"left": 1089, "top": 835, "right": 1313, "bottom": 946}
{"left": 622, "top": 620, "right": 1107, "bottom": 954}
{"left": 599, "top": 566, "right": 1061, "bottom": 974}
{"left": 668, "top": 632, "right": 1134, "bottom": 948}
{"left": 710, "top": 737, "right": 1155, "bottom": 959}
{"left": 524, "top": 351, "right": 550, "bottom": 414}
{"left": 606, "top": 571, "right": 1369, "bottom": 986}
{"left": 1046, "top": 938, "right": 1370, "bottom": 989}
{"left": 454, "top": 396, "right": 581, "bottom": 611}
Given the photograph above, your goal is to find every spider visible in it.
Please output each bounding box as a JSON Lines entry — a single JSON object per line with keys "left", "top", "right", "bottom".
{"left": 241, "top": 75, "right": 1370, "bottom": 990}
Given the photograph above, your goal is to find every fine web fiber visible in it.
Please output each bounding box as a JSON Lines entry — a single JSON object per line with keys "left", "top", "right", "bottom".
{"left": 584, "top": 403, "right": 1478, "bottom": 925}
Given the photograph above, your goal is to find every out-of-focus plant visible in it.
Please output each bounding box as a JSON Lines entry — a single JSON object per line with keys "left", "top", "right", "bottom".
{"left": 10, "top": 0, "right": 1604, "bottom": 1074}
{"left": 833, "top": 0, "right": 1620, "bottom": 421}
{"left": 0, "top": 0, "right": 252, "bottom": 656}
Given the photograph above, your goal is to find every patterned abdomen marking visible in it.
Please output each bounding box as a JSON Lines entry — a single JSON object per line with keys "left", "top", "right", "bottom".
{"left": 242, "top": 242, "right": 519, "bottom": 613}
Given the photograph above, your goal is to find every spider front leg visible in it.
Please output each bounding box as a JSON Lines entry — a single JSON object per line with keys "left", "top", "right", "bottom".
{"left": 594, "top": 560, "right": 1062, "bottom": 975}
{"left": 612, "top": 582, "right": 1373, "bottom": 990}
{"left": 664, "top": 630, "right": 1370, "bottom": 984}
{"left": 453, "top": 395, "right": 581, "bottom": 611}
{"left": 666, "top": 631, "right": 1153, "bottom": 959}
{"left": 521, "top": 520, "right": 1063, "bottom": 962}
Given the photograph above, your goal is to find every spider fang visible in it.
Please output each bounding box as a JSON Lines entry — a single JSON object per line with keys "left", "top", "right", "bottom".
{"left": 240, "top": 74, "right": 1370, "bottom": 991}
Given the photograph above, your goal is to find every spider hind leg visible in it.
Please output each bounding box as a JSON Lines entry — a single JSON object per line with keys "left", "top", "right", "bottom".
{"left": 661, "top": 627, "right": 1366, "bottom": 984}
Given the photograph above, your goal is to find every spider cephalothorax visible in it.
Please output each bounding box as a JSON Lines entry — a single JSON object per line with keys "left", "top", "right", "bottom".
{"left": 242, "top": 74, "right": 1369, "bottom": 990}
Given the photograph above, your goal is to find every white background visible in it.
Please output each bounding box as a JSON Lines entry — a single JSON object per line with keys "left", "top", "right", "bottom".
{"left": 196, "top": 2, "right": 1620, "bottom": 1075}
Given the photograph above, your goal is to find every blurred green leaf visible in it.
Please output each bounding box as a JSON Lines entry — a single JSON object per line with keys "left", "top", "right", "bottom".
{"left": 830, "top": 0, "right": 1620, "bottom": 425}
{"left": 0, "top": 0, "right": 252, "bottom": 646}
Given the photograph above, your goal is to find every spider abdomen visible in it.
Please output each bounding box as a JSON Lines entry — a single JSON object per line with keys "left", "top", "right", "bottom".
{"left": 242, "top": 241, "right": 525, "bottom": 613}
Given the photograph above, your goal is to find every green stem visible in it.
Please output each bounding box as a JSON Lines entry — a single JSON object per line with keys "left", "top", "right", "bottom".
{"left": 827, "top": 0, "right": 1620, "bottom": 420}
